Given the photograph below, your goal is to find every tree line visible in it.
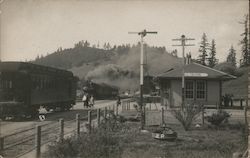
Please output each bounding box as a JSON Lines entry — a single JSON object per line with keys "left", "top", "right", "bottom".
{"left": 196, "top": 14, "right": 250, "bottom": 68}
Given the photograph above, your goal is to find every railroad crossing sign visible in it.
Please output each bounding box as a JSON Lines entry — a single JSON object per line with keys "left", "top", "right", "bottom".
{"left": 39, "top": 115, "right": 46, "bottom": 121}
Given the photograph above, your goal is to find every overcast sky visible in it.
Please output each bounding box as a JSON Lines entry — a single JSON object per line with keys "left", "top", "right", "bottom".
{"left": 0, "top": 0, "right": 248, "bottom": 63}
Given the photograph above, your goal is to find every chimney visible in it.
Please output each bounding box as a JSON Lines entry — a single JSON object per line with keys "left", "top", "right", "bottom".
{"left": 186, "top": 52, "right": 192, "bottom": 64}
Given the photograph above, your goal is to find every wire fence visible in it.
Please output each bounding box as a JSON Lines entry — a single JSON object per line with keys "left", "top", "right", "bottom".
{"left": 120, "top": 99, "right": 246, "bottom": 126}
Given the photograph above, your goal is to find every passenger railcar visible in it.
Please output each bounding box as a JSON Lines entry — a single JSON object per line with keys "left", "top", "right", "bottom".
{"left": 0, "top": 62, "right": 77, "bottom": 119}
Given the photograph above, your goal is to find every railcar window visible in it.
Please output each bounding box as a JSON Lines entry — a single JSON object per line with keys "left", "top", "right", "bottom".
{"left": 37, "top": 78, "right": 41, "bottom": 89}
{"left": 41, "top": 79, "right": 44, "bottom": 89}
{"left": 32, "top": 77, "right": 36, "bottom": 89}
{"left": 9, "top": 80, "right": 12, "bottom": 88}
{"left": 0, "top": 80, "right": 12, "bottom": 89}
{"left": 0, "top": 80, "right": 3, "bottom": 89}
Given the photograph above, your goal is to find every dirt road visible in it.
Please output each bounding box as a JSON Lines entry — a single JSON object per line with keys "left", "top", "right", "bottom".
{"left": 0, "top": 100, "right": 116, "bottom": 137}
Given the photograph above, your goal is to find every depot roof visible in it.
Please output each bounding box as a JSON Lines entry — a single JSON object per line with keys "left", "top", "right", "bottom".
{"left": 157, "top": 63, "right": 237, "bottom": 80}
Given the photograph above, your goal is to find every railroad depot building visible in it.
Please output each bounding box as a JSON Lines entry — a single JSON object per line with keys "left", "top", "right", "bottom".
{"left": 157, "top": 63, "right": 236, "bottom": 108}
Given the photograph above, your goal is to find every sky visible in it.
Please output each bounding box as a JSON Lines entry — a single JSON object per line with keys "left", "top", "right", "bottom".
{"left": 0, "top": 0, "right": 248, "bottom": 63}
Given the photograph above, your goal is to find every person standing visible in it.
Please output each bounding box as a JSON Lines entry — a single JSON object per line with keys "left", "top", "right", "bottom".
{"left": 117, "top": 95, "right": 121, "bottom": 107}
{"left": 89, "top": 95, "right": 95, "bottom": 107}
{"left": 82, "top": 93, "right": 89, "bottom": 108}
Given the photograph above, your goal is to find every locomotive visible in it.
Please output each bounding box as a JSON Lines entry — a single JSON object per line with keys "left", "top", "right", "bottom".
{"left": 0, "top": 62, "right": 77, "bottom": 119}
{"left": 82, "top": 81, "right": 119, "bottom": 100}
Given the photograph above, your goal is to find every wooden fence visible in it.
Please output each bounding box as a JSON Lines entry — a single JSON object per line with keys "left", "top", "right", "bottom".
{"left": 0, "top": 103, "right": 121, "bottom": 158}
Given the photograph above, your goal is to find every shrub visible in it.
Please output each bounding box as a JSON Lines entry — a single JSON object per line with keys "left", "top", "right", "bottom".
{"left": 205, "top": 110, "right": 230, "bottom": 126}
{"left": 43, "top": 113, "right": 128, "bottom": 158}
{"left": 171, "top": 104, "right": 202, "bottom": 131}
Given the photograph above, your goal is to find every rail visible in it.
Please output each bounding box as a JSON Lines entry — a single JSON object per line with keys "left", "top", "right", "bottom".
{"left": 0, "top": 100, "right": 133, "bottom": 158}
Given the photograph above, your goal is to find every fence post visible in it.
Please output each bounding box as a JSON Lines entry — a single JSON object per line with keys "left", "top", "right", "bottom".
{"left": 36, "top": 125, "right": 41, "bottom": 158}
{"left": 143, "top": 104, "right": 146, "bottom": 126}
{"left": 104, "top": 107, "right": 107, "bottom": 120}
{"left": 0, "top": 137, "right": 4, "bottom": 153}
{"left": 97, "top": 109, "right": 101, "bottom": 126}
{"left": 59, "top": 119, "right": 64, "bottom": 141}
{"left": 161, "top": 107, "right": 165, "bottom": 125}
{"left": 113, "top": 104, "right": 115, "bottom": 113}
{"left": 88, "top": 111, "right": 92, "bottom": 133}
{"left": 76, "top": 114, "right": 80, "bottom": 138}
{"left": 202, "top": 105, "right": 205, "bottom": 126}
{"left": 116, "top": 104, "right": 119, "bottom": 116}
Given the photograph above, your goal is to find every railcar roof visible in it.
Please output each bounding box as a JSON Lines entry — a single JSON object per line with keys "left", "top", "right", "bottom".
{"left": 0, "top": 61, "right": 73, "bottom": 76}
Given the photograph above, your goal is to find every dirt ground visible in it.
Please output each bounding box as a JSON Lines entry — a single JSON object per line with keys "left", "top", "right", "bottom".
{"left": 119, "top": 110, "right": 247, "bottom": 158}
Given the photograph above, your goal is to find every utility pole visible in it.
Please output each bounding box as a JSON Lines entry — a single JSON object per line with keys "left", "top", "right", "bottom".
{"left": 247, "top": 0, "right": 250, "bottom": 153}
{"left": 172, "top": 35, "right": 195, "bottom": 108}
{"left": 129, "top": 29, "right": 157, "bottom": 129}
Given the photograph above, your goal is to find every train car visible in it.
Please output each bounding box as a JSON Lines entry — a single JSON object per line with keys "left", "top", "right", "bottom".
{"left": 0, "top": 61, "right": 77, "bottom": 119}
{"left": 93, "top": 83, "right": 118, "bottom": 99}
{"left": 84, "top": 81, "right": 118, "bottom": 99}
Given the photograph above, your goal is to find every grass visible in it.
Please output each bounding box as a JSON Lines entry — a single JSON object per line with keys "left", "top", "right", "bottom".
{"left": 121, "top": 123, "right": 246, "bottom": 158}
{"left": 42, "top": 111, "right": 247, "bottom": 158}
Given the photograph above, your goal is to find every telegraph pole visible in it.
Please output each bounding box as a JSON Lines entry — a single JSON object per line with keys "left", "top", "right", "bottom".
{"left": 247, "top": 0, "right": 250, "bottom": 153}
{"left": 129, "top": 29, "right": 157, "bottom": 129}
{"left": 172, "top": 35, "right": 195, "bottom": 108}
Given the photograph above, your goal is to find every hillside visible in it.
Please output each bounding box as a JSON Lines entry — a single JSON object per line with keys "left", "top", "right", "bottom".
{"left": 33, "top": 46, "right": 113, "bottom": 70}
{"left": 33, "top": 42, "right": 181, "bottom": 90}
{"left": 222, "top": 66, "right": 249, "bottom": 98}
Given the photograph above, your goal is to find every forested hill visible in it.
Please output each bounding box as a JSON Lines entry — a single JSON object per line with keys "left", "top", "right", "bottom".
{"left": 33, "top": 45, "right": 114, "bottom": 70}
{"left": 222, "top": 66, "right": 249, "bottom": 98}
{"left": 32, "top": 41, "right": 181, "bottom": 90}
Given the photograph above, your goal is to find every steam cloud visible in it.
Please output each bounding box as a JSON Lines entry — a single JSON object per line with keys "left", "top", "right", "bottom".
{"left": 86, "top": 64, "right": 139, "bottom": 91}
{"left": 117, "top": 45, "right": 182, "bottom": 75}
{"left": 86, "top": 45, "right": 181, "bottom": 91}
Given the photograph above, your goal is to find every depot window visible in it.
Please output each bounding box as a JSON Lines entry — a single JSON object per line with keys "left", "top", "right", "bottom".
{"left": 196, "top": 80, "right": 206, "bottom": 99}
{"left": 185, "top": 80, "right": 194, "bottom": 99}
{"left": 185, "top": 80, "right": 206, "bottom": 100}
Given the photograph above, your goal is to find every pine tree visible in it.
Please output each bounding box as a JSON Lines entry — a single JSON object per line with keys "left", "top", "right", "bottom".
{"left": 103, "top": 43, "right": 107, "bottom": 50}
{"left": 239, "top": 15, "right": 249, "bottom": 66}
{"left": 106, "top": 42, "right": 111, "bottom": 50}
{"left": 97, "top": 41, "right": 100, "bottom": 48}
{"left": 208, "top": 39, "right": 217, "bottom": 67}
{"left": 227, "top": 45, "right": 237, "bottom": 68}
{"left": 171, "top": 49, "right": 178, "bottom": 57}
{"left": 84, "top": 40, "right": 90, "bottom": 47}
{"left": 197, "top": 33, "right": 210, "bottom": 66}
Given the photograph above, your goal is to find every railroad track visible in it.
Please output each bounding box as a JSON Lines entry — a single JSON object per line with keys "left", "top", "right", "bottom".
{"left": 0, "top": 100, "right": 125, "bottom": 157}
{"left": 1, "top": 109, "right": 100, "bottom": 158}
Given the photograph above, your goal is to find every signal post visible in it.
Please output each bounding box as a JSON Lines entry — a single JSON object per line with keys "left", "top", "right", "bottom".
{"left": 129, "top": 29, "right": 157, "bottom": 129}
